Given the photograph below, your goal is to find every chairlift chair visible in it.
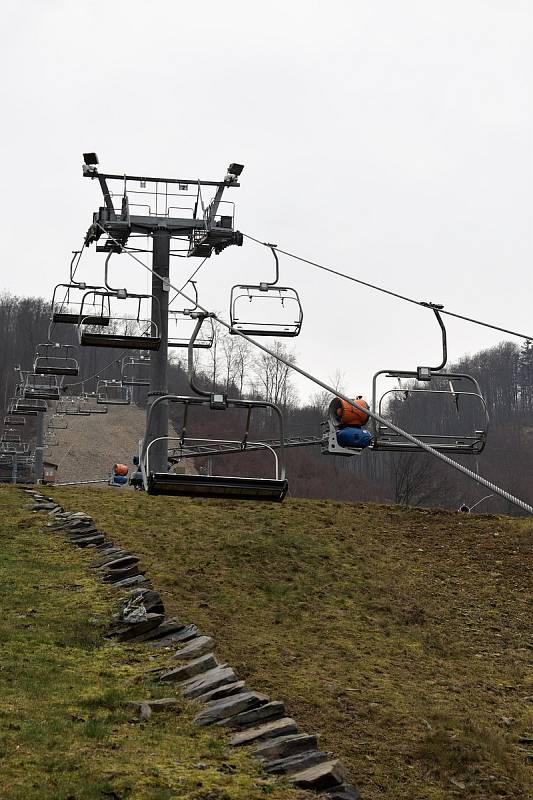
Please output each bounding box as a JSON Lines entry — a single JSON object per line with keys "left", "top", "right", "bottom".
{"left": 0, "top": 439, "right": 30, "bottom": 455}
{"left": 168, "top": 311, "right": 215, "bottom": 348}
{"left": 138, "top": 314, "right": 288, "bottom": 501}
{"left": 140, "top": 396, "right": 288, "bottom": 501}
{"left": 1, "top": 430, "right": 21, "bottom": 444}
{"left": 79, "top": 391, "right": 108, "bottom": 414}
{"left": 44, "top": 432, "right": 59, "bottom": 447}
{"left": 78, "top": 290, "right": 161, "bottom": 350}
{"left": 168, "top": 283, "right": 215, "bottom": 349}
{"left": 56, "top": 398, "right": 68, "bottom": 415}
{"left": 12, "top": 398, "right": 47, "bottom": 414}
{"left": 3, "top": 415, "right": 25, "bottom": 426}
{"left": 51, "top": 283, "right": 111, "bottom": 325}
{"left": 229, "top": 246, "right": 303, "bottom": 337}
{"left": 370, "top": 306, "right": 489, "bottom": 455}
{"left": 121, "top": 354, "right": 150, "bottom": 386}
{"left": 96, "top": 379, "right": 131, "bottom": 405}
{"left": 22, "top": 373, "right": 61, "bottom": 401}
{"left": 63, "top": 397, "right": 91, "bottom": 416}
{"left": 34, "top": 343, "right": 79, "bottom": 377}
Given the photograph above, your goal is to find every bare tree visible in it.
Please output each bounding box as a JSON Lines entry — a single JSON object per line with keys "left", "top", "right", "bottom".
{"left": 251, "top": 341, "right": 298, "bottom": 408}
{"left": 388, "top": 452, "right": 433, "bottom": 506}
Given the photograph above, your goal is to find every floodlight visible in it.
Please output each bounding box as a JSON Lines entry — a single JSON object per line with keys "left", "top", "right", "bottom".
{"left": 83, "top": 153, "right": 99, "bottom": 166}
{"left": 227, "top": 163, "right": 244, "bottom": 177}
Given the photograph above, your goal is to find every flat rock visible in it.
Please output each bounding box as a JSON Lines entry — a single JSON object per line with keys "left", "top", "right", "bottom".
{"left": 160, "top": 653, "right": 217, "bottom": 683}
{"left": 182, "top": 666, "right": 236, "bottom": 699}
{"left": 113, "top": 613, "right": 165, "bottom": 641}
{"left": 290, "top": 759, "right": 347, "bottom": 791}
{"left": 72, "top": 534, "right": 106, "bottom": 548}
{"left": 230, "top": 717, "right": 298, "bottom": 747}
{"left": 68, "top": 528, "right": 99, "bottom": 539}
{"left": 194, "top": 692, "right": 269, "bottom": 727}
{"left": 127, "top": 697, "right": 178, "bottom": 712}
{"left": 98, "top": 555, "right": 139, "bottom": 571}
{"left": 66, "top": 520, "right": 94, "bottom": 530}
{"left": 150, "top": 623, "right": 197, "bottom": 645}
{"left": 103, "top": 565, "right": 141, "bottom": 583}
{"left": 265, "top": 750, "right": 328, "bottom": 775}
{"left": 172, "top": 636, "right": 214, "bottom": 660}
{"left": 322, "top": 785, "right": 361, "bottom": 800}
{"left": 128, "top": 618, "right": 186, "bottom": 643}
{"left": 196, "top": 680, "right": 246, "bottom": 704}
{"left": 112, "top": 574, "right": 150, "bottom": 589}
{"left": 93, "top": 549, "right": 127, "bottom": 567}
{"left": 67, "top": 524, "right": 98, "bottom": 533}
{"left": 256, "top": 733, "right": 318, "bottom": 762}
{"left": 218, "top": 700, "right": 284, "bottom": 730}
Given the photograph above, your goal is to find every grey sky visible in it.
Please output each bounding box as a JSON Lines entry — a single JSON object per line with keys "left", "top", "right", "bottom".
{"left": 1, "top": 0, "right": 531, "bottom": 402}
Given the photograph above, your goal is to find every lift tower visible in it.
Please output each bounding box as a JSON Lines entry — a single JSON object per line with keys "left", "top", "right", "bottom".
{"left": 82, "top": 154, "right": 243, "bottom": 472}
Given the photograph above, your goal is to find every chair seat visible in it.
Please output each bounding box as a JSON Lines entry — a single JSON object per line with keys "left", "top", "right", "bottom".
{"left": 147, "top": 472, "right": 288, "bottom": 502}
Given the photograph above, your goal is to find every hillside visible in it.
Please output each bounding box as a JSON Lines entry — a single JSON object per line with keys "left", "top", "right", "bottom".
{"left": 44, "top": 403, "right": 146, "bottom": 483}
{"left": 0, "top": 486, "right": 312, "bottom": 800}
{"left": 44, "top": 486, "right": 532, "bottom": 800}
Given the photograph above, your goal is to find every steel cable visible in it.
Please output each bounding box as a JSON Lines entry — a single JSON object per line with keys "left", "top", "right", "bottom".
{"left": 243, "top": 233, "right": 533, "bottom": 342}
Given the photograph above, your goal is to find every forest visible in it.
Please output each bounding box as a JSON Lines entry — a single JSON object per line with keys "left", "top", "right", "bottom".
{"left": 1, "top": 292, "right": 532, "bottom": 514}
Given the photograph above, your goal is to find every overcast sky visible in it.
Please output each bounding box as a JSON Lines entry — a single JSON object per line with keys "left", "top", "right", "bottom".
{"left": 1, "top": 0, "right": 531, "bottom": 403}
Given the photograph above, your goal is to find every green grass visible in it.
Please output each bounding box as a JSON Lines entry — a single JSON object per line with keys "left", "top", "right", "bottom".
{"left": 0, "top": 487, "right": 311, "bottom": 800}
{"left": 41, "top": 486, "right": 533, "bottom": 800}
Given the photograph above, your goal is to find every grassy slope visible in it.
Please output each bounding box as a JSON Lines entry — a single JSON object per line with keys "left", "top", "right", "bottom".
{"left": 0, "top": 487, "right": 311, "bottom": 800}
{"left": 45, "top": 487, "right": 533, "bottom": 800}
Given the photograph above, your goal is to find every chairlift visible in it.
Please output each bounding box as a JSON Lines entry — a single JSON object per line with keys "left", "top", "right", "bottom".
{"left": 79, "top": 391, "right": 108, "bottom": 414}
{"left": 96, "top": 379, "right": 131, "bottom": 405}
{"left": 169, "top": 312, "right": 215, "bottom": 348}
{"left": 12, "top": 398, "right": 47, "bottom": 414}
{"left": 137, "top": 314, "right": 288, "bottom": 501}
{"left": 51, "top": 283, "right": 111, "bottom": 325}
{"left": 168, "top": 282, "right": 214, "bottom": 349}
{"left": 121, "top": 354, "right": 150, "bottom": 386}
{"left": 0, "top": 442, "right": 30, "bottom": 456}
{"left": 370, "top": 306, "right": 489, "bottom": 455}
{"left": 63, "top": 397, "right": 91, "bottom": 416}
{"left": 1, "top": 430, "right": 21, "bottom": 444}
{"left": 34, "top": 343, "right": 79, "bottom": 377}
{"left": 3, "top": 415, "right": 25, "bottom": 426}
{"left": 56, "top": 398, "right": 68, "bottom": 415}
{"left": 22, "top": 373, "right": 61, "bottom": 401}
{"left": 229, "top": 245, "right": 303, "bottom": 337}
{"left": 48, "top": 415, "right": 68, "bottom": 430}
{"left": 78, "top": 290, "right": 161, "bottom": 350}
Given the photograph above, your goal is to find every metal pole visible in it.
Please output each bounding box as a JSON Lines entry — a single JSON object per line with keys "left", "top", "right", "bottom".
{"left": 11, "top": 455, "right": 17, "bottom": 484}
{"left": 146, "top": 228, "right": 170, "bottom": 472}
{"left": 34, "top": 411, "right": 44, "bottom": 483}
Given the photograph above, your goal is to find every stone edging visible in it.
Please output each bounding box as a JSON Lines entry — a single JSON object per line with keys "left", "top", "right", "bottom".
{"left": 23, "top": 489, "right": 361, "bottom": 800}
